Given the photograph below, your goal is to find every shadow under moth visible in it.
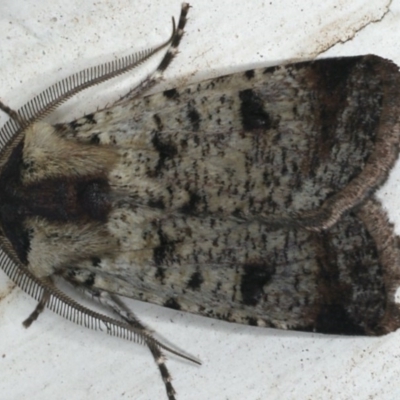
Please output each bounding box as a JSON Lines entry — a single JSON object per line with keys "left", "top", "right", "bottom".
{"left": 1, "top": 3, "right": 400, "bottom": 399}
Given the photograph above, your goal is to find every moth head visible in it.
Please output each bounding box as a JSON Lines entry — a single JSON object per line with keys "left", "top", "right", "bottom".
{"left": 22, "top": 120, "right": 119, "bottom": 183}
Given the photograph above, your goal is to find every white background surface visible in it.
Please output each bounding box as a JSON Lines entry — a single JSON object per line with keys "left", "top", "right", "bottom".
{"left": 0, "top": 1, "right": 400, "bottom": 399}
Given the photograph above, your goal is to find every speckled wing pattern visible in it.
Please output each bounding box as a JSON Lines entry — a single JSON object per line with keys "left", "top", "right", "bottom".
{"left": 61, "top": 197, "right": 400, "bottom": 335}
{"left": 58, "top": 56, "right": 400, "bottom": 227}
{"left": 35, "top": 54, "right": 400, "bottom": 335}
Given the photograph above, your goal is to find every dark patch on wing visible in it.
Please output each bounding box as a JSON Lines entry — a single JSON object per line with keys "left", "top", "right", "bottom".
{"left": 262, "top": 65, "right": 280, "bottom": 74}
{"left": 187, "top": 271, "right": 204, "bottom": 290}
{"left": 164, "top": 298, "right": 181, "bottom": 310}
{"left": 239, "top": 89, "right": 273, "bottom": 131}
{"left": 179, "top": 191, "right": 201, "bottom": 215}
{"left": 314, "top": 304, "right": 365, "bottom": 335}
{"left": 151, "top": 132, "right": 178, "bottom": 175}
{"left": 68, "top": 113, "right": 96, "bottom": 130}
{"left": 163, "top": 88, "right": 179, "bottom": 99}
{"left": 240, "top": 261, "right": 276, "bottom": 306}
{"left": 69, "top": 120, "right": 84, "bottom": 130}
{"left": 300, "top": 56, "right": 378, "bottom": 167}
{"left": 187, "top": 106, "right": 201, "bottom": 131}
{"left": 153, "top": 229, "right": 175, "bottom": 266}
{"left": 244, "top": 69, "right": 255, "bottom": 79}
{"left": 246, "top": 317, "right": 258, "bottom": 326}
{"left": 309, "top": 217, "right": 388, "bottom": 335}
{"left": 306, "top": 57, "right": 361, "bottom": 95}
{"left": 148, "top": 198, "right": 166, "bottom": 210}
{"left": 85, "top": 113, "right": 97, "bottom": 124}
{"left": 91, "top": 257, "right": 101, "bottom": 267}
{"left": 153, "top": 114, "right": 163, "bottom": 131}
{"left": 155, "top": 266, "right": 166, "bottom": 283}
{"left": 90, "top": 134, "right": 100, "bottom": 144}
{"left": 84, "top": 272, "right": 96, "bottom": 287}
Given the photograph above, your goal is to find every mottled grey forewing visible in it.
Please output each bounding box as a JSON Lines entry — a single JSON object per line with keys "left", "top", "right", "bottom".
{"left": 58, "top": 55, "right": 400, "bottom": 230}
{"left": 62, "top": 196, "right": 400, "bottom": 336}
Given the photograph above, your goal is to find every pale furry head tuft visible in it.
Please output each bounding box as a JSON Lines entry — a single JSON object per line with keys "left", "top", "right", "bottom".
{"left": 22, "top": 122, "right": 119, "bottom": 183}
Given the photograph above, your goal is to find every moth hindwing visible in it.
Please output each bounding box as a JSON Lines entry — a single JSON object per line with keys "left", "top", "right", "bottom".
{"left": 1, "top": 3, "right": 400, "bottom": 399}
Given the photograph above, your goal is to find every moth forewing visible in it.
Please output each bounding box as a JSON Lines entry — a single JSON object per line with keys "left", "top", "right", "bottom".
{"left": 63, "top": 195, "right": 400, "bottom": 335}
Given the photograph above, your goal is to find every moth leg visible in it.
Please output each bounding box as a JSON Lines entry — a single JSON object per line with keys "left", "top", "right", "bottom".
{"left": 88, "top": 291, "right": 177, "bottom": 400}
{"left": 63, "top": 274, "right": 177, "bottom": 400}
{"left": 118, "top": 2, "right": 190, "bottom": 102}
{"left": 22, "top": 281, "right": 51, "bottom": 328}
{"left": 85, "top": 289, "right": 153, "bottom": 333}
{"left": 0, "top": 100, "right": 25, "bottom": 126}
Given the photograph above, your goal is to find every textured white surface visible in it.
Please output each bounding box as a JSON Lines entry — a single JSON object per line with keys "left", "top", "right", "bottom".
{"left": 0, "top": 1, "right": 399, "bottom": 399}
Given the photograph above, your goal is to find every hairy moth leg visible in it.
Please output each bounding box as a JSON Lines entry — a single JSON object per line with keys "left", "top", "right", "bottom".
{"left": 22, "top": 281, "right": 51, "bottom": 328}
{"left": 65, "top": 280, "right": 180, "bottom": 400}
{"left": 0, "top": 102, "right": 24, "bottom": 126}
{"left": 93, "top": 291, "right": 178, "bottom": 400}
{"left": 117, "top": 3, "right": 190, "bottom": 102}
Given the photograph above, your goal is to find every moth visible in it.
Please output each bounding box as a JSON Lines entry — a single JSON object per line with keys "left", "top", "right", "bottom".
{"left": 1, "top": 3, "right": 400, "bottom": 399}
